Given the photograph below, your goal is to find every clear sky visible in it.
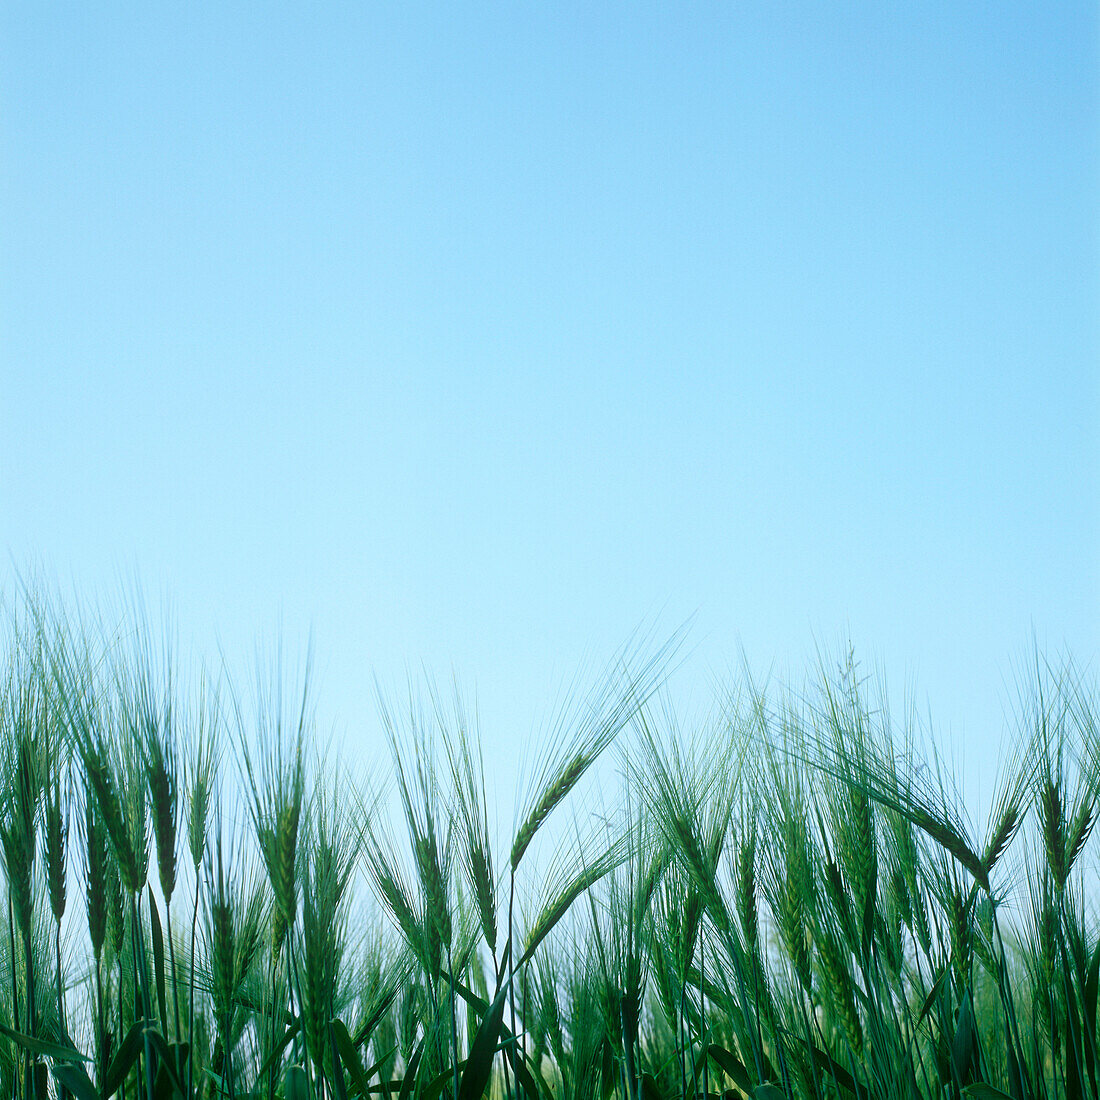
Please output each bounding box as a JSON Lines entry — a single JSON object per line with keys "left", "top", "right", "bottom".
{"left": 2, "top": 4, "right": 1097, "bottom": 811}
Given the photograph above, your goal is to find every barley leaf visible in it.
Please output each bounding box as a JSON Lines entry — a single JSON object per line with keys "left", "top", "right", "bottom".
{"left": 963, "top": 1087, "right": 1013, "bottom": 1100}
{"left": 397, "top": 1040, "right": 424, "bottom": 1100}
{"left": 457, "top": 982, "right": 509, "bottom": 1100}
{"left": 709, "top": 1044, "right": 754, "bottom": 1095}
{"left": 104, "top": 1020, "right": 149, "bottom": 1097}
{"left": 333, "top": 1020, "right": 371, "bottom": 1100}
{"left": 51, "top": 1061, "right": 100, "bottom": 1100}
{"left": 0, "top": 1025, "right": 89, "bottom": 1063}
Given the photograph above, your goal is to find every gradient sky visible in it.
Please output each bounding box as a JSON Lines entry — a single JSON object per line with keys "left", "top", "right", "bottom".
{"left": 2, "top": 4, "right": 1097, "bottom": 812}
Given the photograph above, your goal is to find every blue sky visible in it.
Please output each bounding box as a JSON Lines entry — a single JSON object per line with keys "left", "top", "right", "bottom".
{"left": 2, "top": 4, "right": 1097, "bottom": 809}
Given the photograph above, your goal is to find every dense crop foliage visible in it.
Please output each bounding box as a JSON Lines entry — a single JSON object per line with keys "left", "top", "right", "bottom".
{"left": 0, "top": 600, "right": 1096, "bottom": 1100}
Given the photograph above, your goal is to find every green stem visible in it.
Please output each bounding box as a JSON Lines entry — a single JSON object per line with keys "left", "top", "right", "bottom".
{"left": 287, "top": 929, "right": 309, "bottom": 1083}
{"left": 267, "top": 947, "right": 280, "bottom": 1100}
{"left": 166, "top": 903, "right": 182, "bottom": 1042}
{"left": 119, "top": 957, "right": 128, "bottom": 1100}
{"left": 22, "top": 904, "right": 37, "bottom": 1100}
{"left": 55, "top": 920, "right": 65, "bottom": 1037}
{"left": 502, "top": 873, "right": 517, "bottom": 1100}
{"left": 7, "top": 893, "right": 19, "bottom": 1040}
{"left": 55, "top": 919, "right": 68, "bottom": 1100}
{"left": 131, "top": 893, "right": 156, "bottom": 1100}
{"left": 188, "top": 882, "right": 200, "bottom": 1100}
{"left": 93, "top": 954, "right": 105, "bottom": 1091}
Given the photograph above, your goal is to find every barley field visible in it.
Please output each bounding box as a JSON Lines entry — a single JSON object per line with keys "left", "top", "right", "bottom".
{"left": 0, "top": 598, "right": 1096, "bottom": 1100}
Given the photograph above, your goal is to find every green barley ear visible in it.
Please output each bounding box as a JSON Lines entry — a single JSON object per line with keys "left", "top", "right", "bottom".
{"left": 1065, "top": 799, "right": 1094, "bottom": 877}
{"left": 760, "top": 739, "right": 817, "bottom": 983}
{"left": 106, "top": 853, "right": 125, "bottom": 961}
{"left": 981, "top": 798, "right": 1021, "bottom": 877}
{"left": 84, "top": 745, "right": 141, "bottom": 895}
{"left": 971, "top": 893, "right": 997, "bottom": 977}
{"left": 14, "top": 720, "right": 42, "bottom": 859}
{"left": 841, "top": 786, "right": 877, "bottom": 935}
{"left": 189, "top": 761, "right": 211, "bottom": 875}
{"left": 83, "top": 796, "right": 108, "bottom": 961}
{"left": 812, "top": 799, "right": 857, "bottom": 954}
{"left": 203, "top": 824, "right": 267, "bottom": 1073}
{"left": 537, "top": 956, "right": 565, "bottom": 1070}
{"left": 379, "top": 695, "right": 455, "bottom": 985}
{"left": 299, "top": 791, "right": 358, "bottom": 1075}
{"left": 43, "top": 659, "right": 70, "bottom": 928}
{"left": 398, "top": 981, "right": 421, "bottom": 1060}
{"left": 803, "top": 648, "right": 992, "bottom": 896}
{"left": 948, "top": 883, "right": 973, "bottom": 991}
{"left": 823, "top": 855, "right": 856, "bottom": 951}
{"left": 144, "top": 708, "right": 179, "bottom": 905}
{"left": 365, "top": 838, "right": 423, "bottom": 964}
{"left": 629, "top": 706, "right": 743, "bottom": 945}
{"left": 1039, "top": 777, "right": 1066, "bottom": 889}
{"left": 190, "top": 791, "right": 209, "bottom": 880}
{"left": 0, "top": 819, "right": 33, "bottom": 946}
{"left": 207, "top": 838, "right": 237, "bottom": 1043}
{"left": 416, "top": 833, "right": 451, "bottom": 968}
{"left": 815, "top": 925, "right": 862, "bottom": 1055}
{"left": 512, "top": 749, "right": 592, "bottom": 872}
{"left": 44, "top": 770, "right": 68, "bottom": 924}
{"left": 123, "top": 729, "right": 150, "bottom": 895}
{"left": 237, "top": 661, "right": 307, "bottom": 935}
{"left": 445, "top": 709, "right": 497, "bottom": 954}
{"left": 247, "top": 774, "right": 302, "bottom": 939}
{"left": 777, "top": 828, "right": 813, "bottom": 990}
{"left": 234, "top": 879, "right": 267, "bottom": 1001}
{"left": 520, "top": 834, "right": 631, "bottom": 967}
{"left": 273, "top": 791, "right": 302, "bottom": 928}
{"left": 301, "top": 895, "right": 329, "bottom": 1072}
{"left": 467, "top": 838, "right": 496, "bottom": 954}
{"left": 270, "top": 905, "right": 288, "bottom": 961}
{"left": 879, "top": 878, "right": 905, "bottom": 977}
{"left": 187, "top": 682, "right": 218, "bottom": 875}
{"left": 889, "top": 866, "right": 912, "bottom": 931}
{"left": 677, "top": 888, "right": 703, "bottom": 987}
{"left": 512, "top": 632, "right": 680, "bottom": 872}
{"left": 1033, "top": 871, "right": 1057, "bottom": 1004}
